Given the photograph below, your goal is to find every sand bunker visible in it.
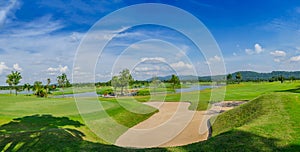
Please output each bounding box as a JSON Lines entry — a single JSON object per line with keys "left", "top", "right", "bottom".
{"left": 115, "top": 101, "right": 245, "bottom": 148}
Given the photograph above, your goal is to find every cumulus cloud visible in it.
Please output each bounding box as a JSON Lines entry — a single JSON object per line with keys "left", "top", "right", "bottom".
{"left": 13, "top": 63, "right": 22, "bottom": 71}
{"left": 254, "top": 43, "right": 263, "bottom": 53}
{"left": 206, "top": 55, "right": 222, "bottom": 65}
{"left": 47, "top": 65, "right": 68, "bottom": 74}
{"left": 245, "top": 49, "right": 254, "bottom": 55}
{"left": 270, "top": 50, "right": 286, "bottom": 57}
{"left": 274, "top": 58, "right": 281, "bottom": 62}
{"left": 170, "top": 61, "right": 193, "bottom": 69}
{"left": 140, "top": 57, "right": 167, "bottom": 63}
{"left": 245, "top": 43, "right": 264, "bottom": 55}
{"left": 0, "top": 62, "right": 9, "bottom": 74}
{"left": 290, "top": 55, "right": 300, "bottom": 62}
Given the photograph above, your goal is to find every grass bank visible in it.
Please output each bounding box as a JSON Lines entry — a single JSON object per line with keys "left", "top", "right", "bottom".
{"left": 167, "top": 92, "right": 300, "bottom": 151}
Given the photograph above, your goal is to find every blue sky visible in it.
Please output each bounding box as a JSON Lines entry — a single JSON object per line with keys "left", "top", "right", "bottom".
{"left": 0, "top": 0, "right": 300, "bottom": 84}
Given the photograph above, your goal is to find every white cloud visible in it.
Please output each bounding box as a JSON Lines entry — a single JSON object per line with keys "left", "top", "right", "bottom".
{"left": 8, "top": 15, "right": 64, "bottom": 37}
{"left": 0, "top": 0, "right": 19, "bottom": 25}
{"left": 290, "top": 55, "right": 300, "bottom": 62}
{"left": 140, "top": 57, "right": 167, "bottom": 63}
{"left": 245, "top": 49, "right": 254, "bottom": 55}
{"left": 13, "top": 63, "right": 22, "bottom": 71}
{"left": 0, "top": 62, "right": 9, "bottom": 74}
{"left": 47, "top": 65, "right": 68, "bottom": 73}
{"left": 254, "top": 43, "right": 263, "bottom": 53}
{"left": 270, "top": 50, "right": 286, "bottom": 57}
{"left": 205, "top": 55, "right": 222, "bottom": 65}
{"left": 274, "top": 58, "right": 281, "bottom": 62}
{"left": 245, "top": 43, "right": 264, "bottom": 55}
{"left": 170, "top": 61, "right": 193, "bottom": 69}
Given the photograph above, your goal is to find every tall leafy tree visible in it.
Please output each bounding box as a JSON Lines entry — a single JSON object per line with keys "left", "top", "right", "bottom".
{"left": 118, "top": 69, "right": 133, "bottom": 95}
{"left": 278, "top": 75, "right": 284, "bottom": 83}
{"left": 236, "top": 72, "right": 242, "bottom": 84}
{"left": 170, "top": 74, "right": 180, "bottom": 91}
{"left": 150, "top": 76, "right": 161, "bottom": 93}
{"left": 57, "top": 73, "right": 68, "bottom": 97}
{"left": 227, "top": 74, "right": 232, "bottom": 80}
{"left": 111, "top": 76, "right": 120, "bottom": 94}
{"left": 7, "top": 71, "right": 22, "bottom": 95}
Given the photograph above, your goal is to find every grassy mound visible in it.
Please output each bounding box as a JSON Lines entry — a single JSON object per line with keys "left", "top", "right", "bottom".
{"left": 168, "top": 93, "right": 300, "bottom": 151}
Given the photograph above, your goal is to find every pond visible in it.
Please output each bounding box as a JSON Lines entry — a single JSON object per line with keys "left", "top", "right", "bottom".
{"left": 0, "top": 85, "right": 220, "bottom": 98}
{"left": 0, "top": 90, "right": 34, "bottom": 94}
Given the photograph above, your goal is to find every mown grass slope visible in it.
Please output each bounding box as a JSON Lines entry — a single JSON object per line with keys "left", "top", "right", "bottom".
{"left": 168, "top": 92, "right": 300, "bottom": 151}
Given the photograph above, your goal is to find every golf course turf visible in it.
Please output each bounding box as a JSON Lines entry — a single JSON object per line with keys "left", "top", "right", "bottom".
{"left": 0, "top": 82, "right": 300, "bottom": 151}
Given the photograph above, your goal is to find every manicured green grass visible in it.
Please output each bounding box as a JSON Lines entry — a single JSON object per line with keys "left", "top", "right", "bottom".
{"left": 1, "top": 82, "right": 300, "bottom": 151}
{"left": 105, "top": 82, "right": 300, "bottom": 111}
{"left": 51, "top": 87, "right": 95, "bottom": 95}
{"left": 0, "top": 94, "right": 157, "bottom": 150}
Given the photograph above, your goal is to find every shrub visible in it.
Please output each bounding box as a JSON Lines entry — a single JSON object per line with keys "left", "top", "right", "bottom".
{"left": 97, "top": 88, "right": 114, "bottom": 95}
{"left": 137, "top": 89, "right": 150, "bottom": 96}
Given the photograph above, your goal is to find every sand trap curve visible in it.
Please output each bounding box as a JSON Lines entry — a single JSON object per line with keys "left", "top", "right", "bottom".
{"left": 115, "top": 101, "right": 245, "bottom": 148}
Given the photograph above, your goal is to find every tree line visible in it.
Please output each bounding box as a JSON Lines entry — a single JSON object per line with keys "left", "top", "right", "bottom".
{"left": 4, "top": 71, "right": 71, "bottom": 97}
{"left": 226, "top": 72, "right": 292, "bottom": 84}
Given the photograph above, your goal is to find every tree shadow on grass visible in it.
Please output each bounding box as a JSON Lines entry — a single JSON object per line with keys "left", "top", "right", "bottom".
{"left": 178, "top": 130, "right": 300, "bottom": 152}
{"left": 0, "top": 114, "right": 130, "bottom": 152}
{"left": 276, "top": 85, "right": 300, "bottom": 93}
{"left": 2, "top": 115, "right": 299, "bottom": 151}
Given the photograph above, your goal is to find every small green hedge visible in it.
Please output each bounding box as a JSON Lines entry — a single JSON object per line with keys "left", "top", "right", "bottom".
{"left": 97, "top": 87, "right": 114, "bottom": 95}
{"left": 137, "top": 89, "right": 150, "bottom": 96}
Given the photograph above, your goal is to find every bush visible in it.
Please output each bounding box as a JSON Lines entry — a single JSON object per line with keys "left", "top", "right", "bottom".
{"left": 97, "top": 87, "right": 114, "bottom": 95}
{"left": 35, "top": 88, "right": 47, "bottom": 97}
{"left": 137, "top": 89, "right": 150, "bottom": 96}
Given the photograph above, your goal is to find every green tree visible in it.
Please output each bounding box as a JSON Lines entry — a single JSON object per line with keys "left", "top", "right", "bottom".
{"left": 111, "top": 76, "right": 120, "bottom": 94}
{"left": 33, "top": 81, "right": 46, "bottom": 97}
{"left": 236, "top": 72, "right": 242, "bottom": 84}
{"left": 46, "top": 78, "right": 51, "bottom": 97}
{"left": 7, "top": 71, "right": 22, "bottom": 95}
{"left": 150, "top": 76, "right": 161, "bottom": 93}
{"left": 227, "top": 74, "right": 232, "bottom": 81}
{"left": 278, "top": 75, "right": 284, "bottom": 83}
{"left": 170, "top": 74, "right": 180, "bottom": 91}
{"left": 23, "top": 83, "right": 31, "bottom": 95}
{"left": 118, "top": 69, "right": 133, "bottom": 95}
{"left": 57, "top": 73, "right": 68, "bottom": 97}
{"left": 290, "top": 76, "right": 296, "bottom": 82}
{"left": 6, "top": 74, "right": 13, "bottom": 94}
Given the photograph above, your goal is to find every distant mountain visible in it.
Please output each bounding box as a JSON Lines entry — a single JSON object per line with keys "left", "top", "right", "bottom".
{"left": 146, "top": 75, "right": 199, "bottom": 81}
{"left": 146, "top": 71, "right": 300, "bottom": 82}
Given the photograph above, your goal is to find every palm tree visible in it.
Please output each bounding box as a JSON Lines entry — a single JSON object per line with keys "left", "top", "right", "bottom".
{"left": 33, "top": 81, "right": 46, "bottom": 97}
{"left": 23, "top": 83, "right": 31, "bottom": 95}
{"left": 6, "top": 75, "right": 13, "bottom": 94}
{"left": 7, "top": 71, "right": 22, "bottom": 95}
{"left": 46, "top": 78, "right": 51, "bottom": 97}
{"left": 57, "top": 73, "right": 67, "bottom": 97}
